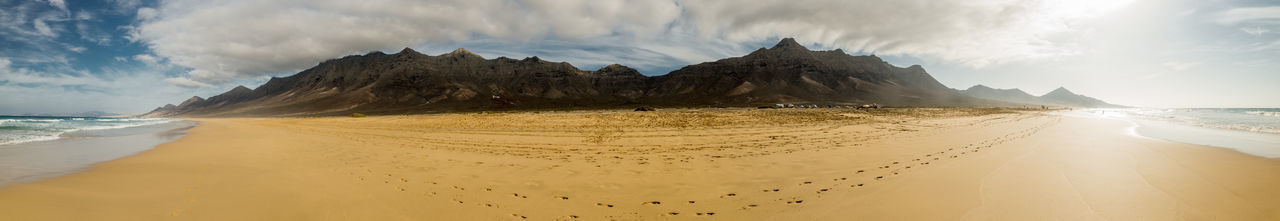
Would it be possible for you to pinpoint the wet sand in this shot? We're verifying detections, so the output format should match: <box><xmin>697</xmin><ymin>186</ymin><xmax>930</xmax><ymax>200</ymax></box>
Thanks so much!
<box><xmin>0</xmin><ymin>121</ymin><xmax>196</xmax><ymax>188</ymax></box>
<box><xmin>0</xmin><ymin>108</ymin><xmax>1276</xmax><ymax>220</ymax></box>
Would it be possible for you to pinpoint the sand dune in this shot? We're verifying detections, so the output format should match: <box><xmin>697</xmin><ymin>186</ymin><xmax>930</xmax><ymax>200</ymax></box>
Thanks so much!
<box><xmin>0</xmin><ymin>108</ymin><xmax>1276</xmax><ymax>220</ymax></box>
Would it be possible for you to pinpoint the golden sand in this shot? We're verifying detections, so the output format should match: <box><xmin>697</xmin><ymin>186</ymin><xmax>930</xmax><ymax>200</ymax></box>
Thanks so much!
<box><xmin>0</xmin><ymin>108</ymin><xmax>1276</xmax><ymax>220</ymax></box>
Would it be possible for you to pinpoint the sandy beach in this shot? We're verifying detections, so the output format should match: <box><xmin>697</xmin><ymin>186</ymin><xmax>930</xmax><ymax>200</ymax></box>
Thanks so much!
<box><xmin>0</xmin><ymin>108</ymin><xmax>1276</xmax><ymax>220</ymax></box>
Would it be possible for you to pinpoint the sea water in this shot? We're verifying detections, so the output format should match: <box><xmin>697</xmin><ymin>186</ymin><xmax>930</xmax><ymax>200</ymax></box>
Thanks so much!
<box><xmin>0</xmin><ymin>116</ymin><xmax>194</xmax><ymax>187</ymax></box>
<box><xmin>1093</xmin><ymin>108</ymin><xmax>1280</xmax><ymax>158</ymax></box>
<box><xmin>0</xmin><ymin>116</ymin><xmax>178</xmax><ymax>145</ymax></box>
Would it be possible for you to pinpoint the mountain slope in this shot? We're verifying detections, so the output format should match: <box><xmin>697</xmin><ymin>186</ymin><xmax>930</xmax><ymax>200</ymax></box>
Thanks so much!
<box><xmin>151</xmin><ymin>48</ymin><xmax>651</xmax><ymax>116</ymax></box>
<box><xmin>1039</xmin><ymin>87</ymin><xmax>1126</xmax><ymax>108</ymax></box>
<box><xmin>962</xmin><ymin>85</ymin><xmax>1125</xmax><ymax>108</ymax></box>
<box><xmin>145</xmin><ymin>38</ymin><xmax>1005</xmax><ymax>117</ymax></box>
<box><xmin>961</xmin><ymin>85</ymin><xmax>1042</xmax><ymax>105</ymax></box>
<box><xmin>643</xmin><ymin>38</ymin><xmax>977</xmax><ymax>106</ymax></box>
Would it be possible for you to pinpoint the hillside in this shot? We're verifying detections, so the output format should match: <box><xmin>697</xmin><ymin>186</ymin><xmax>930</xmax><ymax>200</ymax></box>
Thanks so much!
<box><xmin>145</xmin><ymin>38</ymin><xmax>1011</xmax><ymax>117</ymax></box>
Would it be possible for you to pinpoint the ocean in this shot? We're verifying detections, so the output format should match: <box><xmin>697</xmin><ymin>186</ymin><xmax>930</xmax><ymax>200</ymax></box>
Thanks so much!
<box><xmin>0</xmin><ymin>116</ymin><xmax>195</xmax><ymax>187</ymax></box>
<box><xmin>0</xmin><ymin>116</ymin><xmax>178</xmax><ymax>145</ymax></box>
<box><xmin>1094</xmin><ymin>108</ymin><xmax>1280</xmax><ymax>158</ymax></box>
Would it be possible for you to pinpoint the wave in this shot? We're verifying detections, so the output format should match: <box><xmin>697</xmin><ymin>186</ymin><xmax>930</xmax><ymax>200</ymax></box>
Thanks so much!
<box><xmin>65</xmin><ymin>120</ymin><xmax>177</xmax><ymax>132</ymax></box>
<box><xmin>1246</xmin><ymin>111</ymin><xmax>1280</xmax><ymax>117</ymax></box>
<box><xmin>1198</xmin><ymin>124</ymin><xmax>1280</xmax><ymax>135</ymax></box>
<box><xmin>0</xmin><ymin>134</ymin><xmax>62</xmax><ymax>146</ymax></box>
<box><xmin>64</xmin><ymin>119</ymin><xmax>178</xmax><ymax>132</ymax></box>
<box><xmin>0</xmin><ymin>119</ymin><xmax>64</xmax><ymax>126</ymax></box>
<box><xmin>95</xmin><ymin>118</ymin><xmax>166</xmax><ymax>122</ymax></box>
<box><xmin>0</xmin><ymin>118</ymin><xmax>180</xmax><ymax>146</ymax></box>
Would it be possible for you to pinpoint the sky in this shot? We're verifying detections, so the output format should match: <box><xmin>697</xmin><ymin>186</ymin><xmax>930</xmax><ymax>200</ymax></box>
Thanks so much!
<box><xmin>1</xmin><ymin>0</ymin><xmax>1278</xmax><ymax>115</ymax></box>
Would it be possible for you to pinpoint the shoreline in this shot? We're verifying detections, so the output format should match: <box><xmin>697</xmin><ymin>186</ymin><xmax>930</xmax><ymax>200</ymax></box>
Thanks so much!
<box><xmin>1</xmin><ymin>109</ymin><xmax>1276</xmax><ymax>220</ymax></box>
<box><xmin>0</xmin><ymin>120</ymin><xmax>197</xmax><ymax>188</ymax></box>
<box><xmin>1131</xmin><ymin>119</ymin><xmax>1280</xmax><ymax>158</ymax></box>
<box><xmin>1069</xmin><ymin>110</ymin><xmax>1280</xmax><ymax>158</ymax></box>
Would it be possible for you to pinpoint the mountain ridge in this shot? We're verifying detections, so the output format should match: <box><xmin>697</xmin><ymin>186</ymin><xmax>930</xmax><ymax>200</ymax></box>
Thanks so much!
<box><xmin>143</xmin><ymin>38</ymin><xmax>1119</xmax><ymax>117</ymax></box>
<box><xmin>962</xmin><ymin>85</ymin><xmax>1125</xmax><ymax>108</ymax></box>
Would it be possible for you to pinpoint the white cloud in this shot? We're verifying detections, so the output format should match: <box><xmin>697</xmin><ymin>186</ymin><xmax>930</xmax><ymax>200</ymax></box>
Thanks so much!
<box><xmin>1214</xmin><ymin>7</ymin><xmax>1280</xmax><ymax>25</ymax></box>
<box><xmin>132</xmin><ymin>54</ymin><xmax>159</xmax><ymax>65</ymax></box>
<box><xmin>163</xmin><ymin>77</ymin><xmax>213</xmax><ymax>88</ymax></box>
<box><xmin>108</xmin><ymin>0</ymin><xmax>143</xmax><ymax>14</ymax></box>
<box><xmin>1242</xmin><ymin>26</ymin><xmax>1270</xmax><ymax>36</ymax></box>
<box><xmin>75</xmin><ymin>11</ymin><xmax>92</xmax><ymax>20</ymax></box>
<box><xmin>32</xmin><ymin>18</ymin><xmax>55</xmax><ymax>37</ymax></box>
<box><xmin>0</xmin><ymin>57</ymin><xmax>214</xmax><ymax>114</ymax></box>
<box><xmin>0</xmin><ymin>58</ymin><xmax>99</xmax><ymax>86</ymax></box>
<box><xmin>133</xmin><ymin>0</ymin><xmax>1134</xmax><ymax>84</ymax></box>
<box><xmin>43</xmin><ymin>0</ymin><xmax>67</xmax><ymax>12</ymax></box>
<box><xmin>67</xmin><ymin>45</ymin><xmax>86</xmax><ymax>53</ymax></box>
<box><xmin>135</xmin><ymin>7</ymin><xmax>157</xmax><ymax>20</ymax></box>
<box><xmin>75</xmin><ymin>22</ymin><xmax>112</xmax><ymax>45</ymax></box>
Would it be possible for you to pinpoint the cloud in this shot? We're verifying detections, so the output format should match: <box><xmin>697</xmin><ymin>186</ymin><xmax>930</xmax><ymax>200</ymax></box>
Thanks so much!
<box><xmin>163</xmin><ymin>77</ymin><xmax>213</xmax><ymax>88</ymax></box>
<box><xmin>75</xmin><ymin>11</ymin><xmax>91</xmax><ymax>20</ymax></box>
<box><xmin>32</xmin><ymin>18</ymin><xmax>55</xmax><ymax>36</ymax></box>
<box><xmin>132</xmin><ymin>54</ymin><xmax>159</xmax><ymax>65</ymax></box>
<box><xmin>108</xmin><ymin>0</ymin><xmax>143</xmax><ymax>14</ymax></box>
<box><xmin>0</xmin><ymin>58</ymin><xmax>98</xmax><ymax>87</ymax></box>
<box><xmin>133</xmin><ymin>0</ymin><xmax>1133</xmax><ymax>84</ymax></box>
<box><xmin>1214</xmin><ymin>7</ymin><xmax>1280</xmax><ymax>25</ymax></box>
<box><xmin>0</xmin><ymin>56</ymin><xmax>218</xmax><ymax>114</ymax></box>
<box><xmin>1243</xmin><ymin>26</ymin><xmax>1271</xmax><ymax>36</ymax></box>
<box><xmin>135</xmin><ymin>7</ymin><xmax>157</xmax><ymax>20</ymax></box>
<box><xmin>42</xmin><ymin>0</ymin><xmax>67</xmax><ymax>12</ymax></box>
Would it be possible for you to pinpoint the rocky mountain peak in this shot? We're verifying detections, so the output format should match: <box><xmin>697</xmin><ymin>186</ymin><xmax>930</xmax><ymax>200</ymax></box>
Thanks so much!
<box><xmin>596</xmin><ymin>64</ymin><xmax>643</xmax><ymax>77</ymax></box>
<box><xmin>445</xmin><ymin>48</ymin><xmax>481</xmax><ymax>58</ymax></box>
<box><xmin>230</xmin><ymin>85</ymin><xmax>251</xmax><ymax>93</ymax></box>
<box><xmin>178</xmin><ymin>96</ymin><xmax>205</xmax><ymax>107</ymax></box>
<box><xmin>600</xmin><ymin>64</ymin><xmax>628</xmax><ymax>70</ymax></box>
<box><xmin>1046</xmin><ymin>87</ymin><xmax>1074</xmax><ymax>96</ymax></box>
<box><xmin>397</xmin><ymin>47</ymin><xmax>420</xmax><ymax>55</ymax></box>
<box><xmin>967</xmin><ymin>84</ymin><xmax>994</xmax><ymax>90</ymax></box>
<box><xmin>772</xmin><ymin>38</ymin><xmax>806</xmax><ymax>50</ymax></box>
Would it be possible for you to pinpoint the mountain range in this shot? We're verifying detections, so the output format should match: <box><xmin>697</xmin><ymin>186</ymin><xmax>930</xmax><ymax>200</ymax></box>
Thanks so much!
<box><xmin>961</xmin><ymin>85</ymin><xmax>1125</xmax><ymax>108</ymax></box>
<box><xmin>144</xmin><ymin>38</ymin><xmax>1121</xmax><ymax>117</ymax></box>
